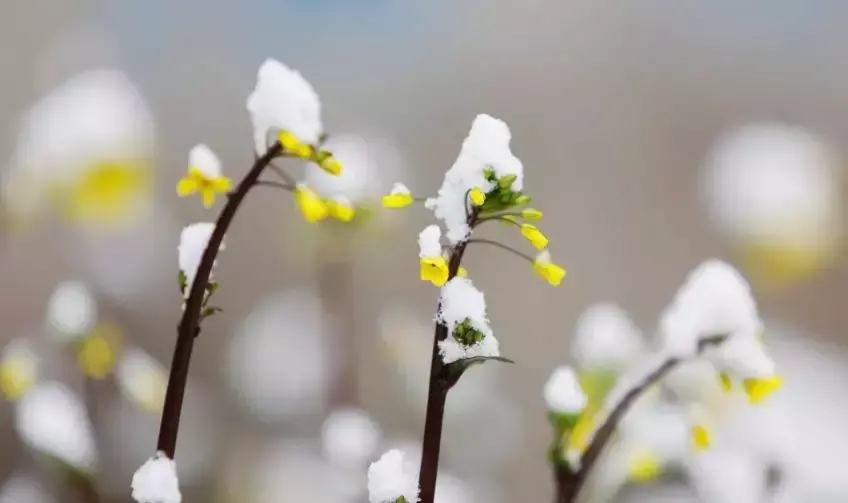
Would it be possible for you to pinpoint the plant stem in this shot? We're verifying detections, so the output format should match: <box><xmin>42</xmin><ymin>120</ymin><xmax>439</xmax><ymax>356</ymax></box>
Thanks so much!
<box><xmin>156</xmin><ymin>143</ymin><xmax>282</xmax><ymax>458</ymax></box>
<box><xmin>417</xmin><ymin>239</ymin><xmax>469</xmax><ymax>503</ymax></box>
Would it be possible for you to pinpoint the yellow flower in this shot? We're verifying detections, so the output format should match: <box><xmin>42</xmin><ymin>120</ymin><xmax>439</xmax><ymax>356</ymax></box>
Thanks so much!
<box><xmin>627</xmin><ymin>451</ymin><xmax>663</xmax><ymax>484</ymax></box>
<box><xmin>382</xmin><ymin>183</ymin><xmax>415</xmax><ymax>209</ymax></box>
<box><xmin>743</xmin><ymin>376</ymin><xmax>783</xmax><ymax>405</ymax></box>
<box><xmin>691</xmin><ymin>424</ymin><xmax>711</xmax><ymax>451</ymax></box>
<box><xmin>0</xmin><ymin>356</ymin><xmax>37</xmax><ymax>402</ymax></box>
<box><xmin>469</xmin><ymin>187</ymin><xmax>486</xmax><ymax>206</ymax></box>
<box><xmin>719</xmin><ymin>372</ymin><xmax>733</xmax><ymax>393</ymax></box>
<box><xmin>533</xmin><ymin>250</ymin><xmax>566</xmax><ymax>287</ymax></box>
<box><xmin>567</xmin><ymin>413</ymin><xmax>595</xmax><ymax>454</ymax></box>
<box><xmin>327</xmin><ymin>197</ymin><xmax>355</xmax><ymax>222</ymax></box>
<box><xmin>420</xmin><ymin>257</ymin><xmax>449</xmax><ymax>287</ymax></box>
<box><xmin>177</xmin><ymin>167</ymin><xmax>232</xmax><ymax>209</ymax></box>
<box><xmin>77</xmin><ymin>323</ymin><xmax>123</xmax><ymax>380</ymax></box>
<box><xmin>278</xmin><ymin>131</ymin><xmax>313</xmax><ymax>159</ymax></box>
<box><xmin>521</xmin><ymin>208</ymin><xmax>543</xmax><ymax>221</ymax></box>
<box><xmin>295</xmin><ymin>185</ymin><xmax>329</xmax><ymax>223</ymax></box>
<box><xmin>68</xmin><ymin>159</ymin><xmax>152</xmax><ymax>225</ymax></box>
<box><xmin>319</xmin><ymin>156</ymin><xmax>343</xmax><ymax>176</ymax></box>
<box><xmin>520</xmin><ymin>224</ymin><xmax>549</xmax><ymax>250</ymax></box>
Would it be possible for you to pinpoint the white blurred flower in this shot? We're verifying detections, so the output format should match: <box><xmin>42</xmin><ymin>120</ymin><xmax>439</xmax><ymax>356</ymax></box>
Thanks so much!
<box><xmin>227</xmin><ymin>288</ymin><xmax>331</xmax><ymax>422</ymax></box>
<box><xmin>131</xmin><ymin>452</ymin><xmax>181</xmax><ymax>503</ymax></box>
<box><xmin>701</xmin><ymin>122</ymin><xmax>843</xmax><ymax>287</ymax></box>
<box><xmin>15</xmin><ymin>382</ymin><xmax>97</xmax><ymax>471</ymax></box>
<box><xmin>177</xmin><ymin>222</ymin><xmax>221</xmax><ymax>297</ymax></box>
<box><xmin>431</xmin><ymin>114</ymin><xmax>523</xmax><ymax>244</ymax></box>
<box><xmin>116</xmin><ymin>348</ymin><xmax>167</xmax><ymax>414</ymax></box>
<box><xmin>45</xmin><ymin>280</ymin><xmax>97</xmax><ymax>340</ymax></box>
<box><xmin>246</xmin><ymin>59</ymin><xmax>322</xmax><ymax>155</ymax></box>
<box><xmin>572</xmin><ymin>303</ymin><xmax>646</xmax><ymax>373</ymax></box>
<box><xmin>305</xmin><ymin>133</ymin><xmax>405</xmax><ymax>205</ymax></box>
<box><xmin>0</xmin><ymin>472</ymin><xmax>55</xmax><ymax>503</ymax></box>
<box><xmin>251</xmin><ymin>440</ymin><xmax>350</xmax><ymax>503</ymax></box>
<box><xmin>3</xmin><ymin>68</ymin><xmax>155</xmax><ymax>227</ymax></box>
<box><xmin>321</xmin><ymin>407</ymin><xmax>382</xmax><ymax>469</ymax></box>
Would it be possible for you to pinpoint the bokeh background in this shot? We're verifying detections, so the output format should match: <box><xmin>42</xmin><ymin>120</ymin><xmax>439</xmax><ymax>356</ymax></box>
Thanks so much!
<box><xmin>2</xmin><ymin>1</ymin><xmax>848</xmax><ymax>502</ymax></box>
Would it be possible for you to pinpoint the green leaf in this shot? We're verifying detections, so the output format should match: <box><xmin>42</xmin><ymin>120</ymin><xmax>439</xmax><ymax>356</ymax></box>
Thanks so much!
<box><xmin>177</xmin><ymin>270</ymin><xmax>187</xmax><ymax>294</ymax></box>
<box><xmin>443</xmin><ymin>355</ymin><xmax>514</xmax><ymax>386</ymax></box>
<box><xmin>201</xmin><ymin>306</ymin><xmax>223</xmax><ymax>319</ymax></box>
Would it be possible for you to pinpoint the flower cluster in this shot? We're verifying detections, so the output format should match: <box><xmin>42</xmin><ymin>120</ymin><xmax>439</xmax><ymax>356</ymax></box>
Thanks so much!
<box><xmin>384</xmin><ymin>114</ymin><xmax>565</xmax><ymax>289</ymax></box>
<box><xmin>2</xmin><ymin>69</ymin><xmax>155</xmax><ymax>229</ymax></box>
<box><xmin>543</xmin><ymin>260</ymin><xmax>784</xmax><ymax>500</ymax></box>
<box><xmin>176</xmin><ymin>59</ymin><xmax>349</xmax><ymax>226</ymax></box>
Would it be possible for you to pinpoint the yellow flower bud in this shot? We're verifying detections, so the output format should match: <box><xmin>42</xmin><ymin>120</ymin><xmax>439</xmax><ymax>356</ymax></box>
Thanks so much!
<box><xmin>319</xmin><ymin>156</ymin><xmax>343</xmax><ymax>176</ymax></box>
<box><xmin>520</xmin><ymin>224</ymin><xmax>549</xmax><ymax>250</ymax></box>
<box><xmin>743</xmin><ymin>376</ymin><xmax>783</xmax><ymax>405</ymax></box>
<box><xmin>719</xmin><ymin>372</ymin><xmax>732</xmax><ymax>393</ymax></box>
<box><xmin>691</xmin><ymin>424</ymin><xmax>711</xmax><ymax>451</ymax></box>
<box><xmin>327</xmin><ymin>198</ymin><xmax>355</xmax><ymax>222</ymax></box>
<box><xmin>469</xmin><ymin>187</ymin><xmax>486</xmax><ymax>207</ymax></box>
<box><xmin>627</xmin><ymin>451</ymin><xmax>662</xmax><ymax>484</ymax></box>
<box><xmin>382</xmin><ymin>193</ymin><xmax>414</xmax><ymax>209</ymax></box>
<box><xmin>521</xmin><ymin>208</ymin><xmax>543</xmax><ymax>221</ymax></box>
<box><xmin>295</xmin><ymin>185</ymin><xmax>329</xmax><ymax>223</ymax></box>
<box><xmin>420</xmin><ymin>257</ymin><xmax>449</xmax><ymax>287</ymax></box>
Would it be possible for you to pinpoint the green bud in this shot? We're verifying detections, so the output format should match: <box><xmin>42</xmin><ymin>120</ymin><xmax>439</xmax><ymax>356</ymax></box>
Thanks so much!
<box><xmin>498</xmin><ymin>174</ymin><xmax>517</xmax><ymax>189</ymax></box>
<box><xmin>515</xmin><ymin>194</ymin><xmax>531</xmax><ymax>205</ymax></box>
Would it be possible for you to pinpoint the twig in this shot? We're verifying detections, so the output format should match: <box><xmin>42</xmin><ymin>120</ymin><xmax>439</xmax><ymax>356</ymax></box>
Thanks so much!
<box><xmin>156</xmin><ymin>142</ymin><xmax>282</xmax><ymax>458</ymax></box>
<box><xmin>417</xmin><ymin>210</ymin><xmax>479</xmax><ymax>503</ymax></box>
<box><xmin>465</xmin><ymin>238</ymin><xmax>535</xmax><ymax>263</ymax></box>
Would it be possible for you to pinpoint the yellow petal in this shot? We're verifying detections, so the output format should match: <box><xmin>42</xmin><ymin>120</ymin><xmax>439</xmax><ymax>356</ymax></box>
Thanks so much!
<box><xmin>211</xmin><ymin>176</ymin><xmax>233</xmax><ymax>194</ymax></box>
<box><xmin>520</xmin><ymin>224</ymin><xmax>549</xmax><ymax>250</ymax></box>
<box><xmin>320</xmin><ymin>156</ymin><xmax>343</xmax><ymax>176</ymax></box>
<box><xmin>743</xmin><ymin>376</ymin><xmax>783</xmax><ymax>405</ymax></box>
<box><xmin>627</xmin><ymin>451</ymin><xmax>663</xmax><ymax>484</ymax></box>
<box><xmin>327</xmin><ymin>199</ymin><xmax>355</xmax><ymax>222</ymax></box>
<box><xmin>420</xmin><ymin>257</ymin><xmax>449</xmax><ymax>287</ymax></box>
<box><xmin>469</xmin><ymin>187</ymin><xmax>486</xmax><ymax>206</ymax></box>
<box><xmin>202</xmin><ymin>188</ymin><xmax>216</xmax><ymax>209</ymax></box>
<box><xmin>691</xmin><ymin>424</ymin><xmax>711</xmax><ymax>451</ymax></box>
<box><xmin>295</xmin><ymin>186</ymin><xmax>329</xmax><ymax>223</ymax></box>
<box><xmin>382</xmin><ymin>194</ymin><xmax>414</xmax><ymax>209</ymax></box>
<box><xmin>177</xmin><ymin>177</ymin><xmax>200</xmax><ymax>197</ymax></box>
<box><xmin>534</xmin><ymin>262</ymin><xmax>566</xmax><ymax>287</ymax></box>
<box><xmin>0</xmin><ymin>358</ymin><xmax>36</xmax><ymax>402</ymax></box>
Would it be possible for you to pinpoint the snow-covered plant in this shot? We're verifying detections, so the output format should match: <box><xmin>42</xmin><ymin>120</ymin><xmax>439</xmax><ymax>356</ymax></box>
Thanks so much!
<box><xmin>368</xmin><ymin>113</ymin><xmax>566</xmax><ymax>503</ymax></box>
<box><xmin>544</xmin><ymin>259</ymin><xmax>784</xmax><ymax>502</ymax></box>
<box><xmin>128</xmin><ymin>58</ymin><xmax>348</xmax><ymax>502</ymax></box>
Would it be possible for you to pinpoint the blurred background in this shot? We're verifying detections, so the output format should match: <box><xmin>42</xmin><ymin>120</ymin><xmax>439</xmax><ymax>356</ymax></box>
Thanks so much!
<box><xmin>2</xmin><ymin>1</ymin><xmax>848</xmax><ymax>501</ymax></box>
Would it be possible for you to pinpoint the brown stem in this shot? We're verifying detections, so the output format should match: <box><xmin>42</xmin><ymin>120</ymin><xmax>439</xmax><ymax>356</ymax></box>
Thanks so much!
<box><xmin>554</xmin><ymin>464</ymin><xmax>579</xmax><ymax>503</ymax></box>
<box><xmin>417</xmin><ymin>238</ymin><xmax>469</xmax><ymax>503</ymax></box>
<box><xmin>156</xmin><ymin>143</ymin><xmax>282</xmax><ymax>457</ymax></box>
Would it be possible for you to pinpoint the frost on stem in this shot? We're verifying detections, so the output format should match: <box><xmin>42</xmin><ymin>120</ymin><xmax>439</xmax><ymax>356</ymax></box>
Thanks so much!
<box><xmin>431</xmin><ymin>114</ymin><xmax>524</xmax><ymax>244</ymax></box>
<box><xmin>367</xmin><ymin>450</ymin><xmax>418</xmax><ymax>503</ymax></box>
<box><xmin>131</xmin><ymin>452</ymin><xmax>182</xmax><ymax>503</ymax></box>
<box><xmin>246</xmin><ymin>58</ymin><xmax>323</xmax><ymax>155</ymax></box>
<box><xmin>437</xmin><ymin>277</ymin><xmax>500</xmax><ymax>364</ymax></box>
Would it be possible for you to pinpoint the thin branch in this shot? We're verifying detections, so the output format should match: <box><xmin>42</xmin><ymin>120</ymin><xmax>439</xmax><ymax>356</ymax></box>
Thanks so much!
<box><xmin>466</xmin><ymin>238</ymin><xmax>535</xmax><ymax>263</ymax></box>
<box><xmin>417</xmin><ymin>209</ymin><xmax>479</xmax><ymax>503</ymax></box>
<box><xmin>254</xmin><ymin>180</ymin><xmax>294</xmax><ymax>192</ymax></box>
<box><xmin>267</xmin><ymin>161</ymin><xmax>296</xmax><ymax>186</ymax></box>
<box><xmin>156</xmin><ymin>142</ymin><xmax>282</xmax><ymax>458</ymax></box>
<box><xmin>474</xmin><ymin>214</ymin><xmax>521</xmax><ymax>227</ymax></box>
